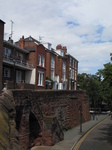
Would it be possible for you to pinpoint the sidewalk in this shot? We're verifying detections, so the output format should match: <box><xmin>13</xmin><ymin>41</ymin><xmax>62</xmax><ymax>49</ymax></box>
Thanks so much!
<box><xmin>31</xmin><ymin>114</ymin><xmax>108</xmax><ymax>150</ymax></box>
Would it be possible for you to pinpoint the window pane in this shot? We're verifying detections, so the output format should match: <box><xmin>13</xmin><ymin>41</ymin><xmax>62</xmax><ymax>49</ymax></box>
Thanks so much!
<box><xmin>42</xmin><ymin>56</ymin><xmax>44</xmax><ymax>67</ymax></box>
<box><xmin>38</xmin><ymin>55</ymin><xmax>41</xmax><ymax>66</ymax></box>
<box><xmin>3</xmin><ymin>67</ymin><xmax>11</xmax><ymax>77</ymax></box>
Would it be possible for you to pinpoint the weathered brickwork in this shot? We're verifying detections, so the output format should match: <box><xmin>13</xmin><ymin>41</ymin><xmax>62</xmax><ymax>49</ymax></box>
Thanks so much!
<box><xmin>0</xmin><ymin>20</ymin><xmax>5</xmax><ymax>92</ymax></box>
<box><xmin>0</xmin><ymin>90</ymin><xmax>90</xmax><ymax>149</ymax></box>
<box><xmin>12</xmin><ymin>90</ymin><xmax>90</xmax><ymax>149</ymax></box>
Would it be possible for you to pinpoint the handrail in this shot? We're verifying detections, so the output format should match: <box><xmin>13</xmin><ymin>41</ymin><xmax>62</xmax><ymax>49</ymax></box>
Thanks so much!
<box><xmin>3</xmin><ymin>56</ymin><xmax>34</xmax><ymax>68</ymax></box>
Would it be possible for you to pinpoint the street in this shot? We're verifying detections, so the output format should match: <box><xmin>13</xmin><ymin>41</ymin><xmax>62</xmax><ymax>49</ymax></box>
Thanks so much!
<box><xmin>77</xmin><ymin>117</ymin><xmax>112</xmax><ymax>150</ymax></box>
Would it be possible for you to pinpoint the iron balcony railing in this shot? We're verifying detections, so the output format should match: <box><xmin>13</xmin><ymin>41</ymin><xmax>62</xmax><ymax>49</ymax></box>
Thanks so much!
<box><xmin>3</xmin><ymin>56</ymin><xmax>34</xmax><ymax>69</ymax></box>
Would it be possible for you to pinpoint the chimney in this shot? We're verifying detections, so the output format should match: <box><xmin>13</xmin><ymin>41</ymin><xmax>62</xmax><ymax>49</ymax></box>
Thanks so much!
<box><xmin>56</xmin><ymin>44</ymin><xmax>62</xmax><ymax>50</ymax></box>
<box><xmin>62</xmin><ymin>46</ymin><xmax>67</xmax><ymax>56</ymax></box>
<box><xmin>19</xmin><ymin>36</ymin><xmax>25</xmax><ymax>48</ymax></box>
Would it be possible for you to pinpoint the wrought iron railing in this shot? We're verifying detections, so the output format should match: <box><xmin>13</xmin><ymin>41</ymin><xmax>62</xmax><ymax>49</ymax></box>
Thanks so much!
<box><xmin>3</xmin><ymin>56</ymin><xmax>34</xmax><ymax>69</ymax></box>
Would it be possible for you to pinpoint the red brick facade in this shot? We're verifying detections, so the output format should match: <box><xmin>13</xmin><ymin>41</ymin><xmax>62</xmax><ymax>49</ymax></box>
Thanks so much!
<box><xmin>0</xmin><ymin>20</ymin><xmax>5</xmax><ymax>92</ymax></box>
<box><xmin>12</xmin><ymin>89</ymin><xmax>90</xmax><ymax>149</ymax></box>
<box><xmin>35</xmin><ymin>44</ymin><xmax>46</xmax><ymax>89</ymax></box>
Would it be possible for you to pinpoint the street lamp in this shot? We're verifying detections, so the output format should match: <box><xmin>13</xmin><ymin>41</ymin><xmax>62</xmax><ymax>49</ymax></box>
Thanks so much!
<box><xmin>12</xmin><ymin>58</ymin><xmax>16</xmax><ymax>89</ymax></box>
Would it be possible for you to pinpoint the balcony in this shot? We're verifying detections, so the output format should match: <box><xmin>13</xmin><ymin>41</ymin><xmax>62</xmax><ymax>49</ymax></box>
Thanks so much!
<box><xmin>3</xmin><ymin>56</ymin><xmax>34</xmax><ymax>70</ymax></box>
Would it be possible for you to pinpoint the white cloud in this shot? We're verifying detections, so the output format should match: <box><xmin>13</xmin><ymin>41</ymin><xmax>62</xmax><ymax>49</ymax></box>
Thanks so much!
<box><xmin>1</xmin><ymin>0</ymin><xmax>112</xmax><ymax>75</ymax></box>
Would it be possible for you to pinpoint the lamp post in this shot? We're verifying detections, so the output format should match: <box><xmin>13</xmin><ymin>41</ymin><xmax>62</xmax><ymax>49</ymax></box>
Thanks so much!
<box><xmin>13</xmin><ymin>58</ymin><xmax>16</xmax><ymax>89</ymax></box>
<box><xmin>79</xmin><ymin>104</ymin><xmax>82</xmax><ymax>133</ymax></box>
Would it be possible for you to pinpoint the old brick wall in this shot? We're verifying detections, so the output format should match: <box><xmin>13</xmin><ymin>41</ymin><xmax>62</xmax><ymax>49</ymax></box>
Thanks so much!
<box><xmin>0</xmin><ymin>90</ymin><xmax>22</xmax><ymax>150</ymax></box>
<box><xmin>0</xmin><ymin>90</ymin><xmax>90</xmax><ymax>149</ymax></box>
<box><xmin>0</xmin><ymin>20</ymin><xmax>5</xmax><ymax>92</ymax></box>
<box><xmin>12</xmin><ymin>90</ymin><xmax>90</xmax><ymax>149</ymax></box>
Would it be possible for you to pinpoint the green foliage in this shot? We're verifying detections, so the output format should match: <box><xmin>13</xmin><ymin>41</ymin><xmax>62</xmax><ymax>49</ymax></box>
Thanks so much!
<box><xmin>78</xmin><ymin>62</ymin><xmax>112</xmax><ymax>111</ymax></box>
<box><xmin>78</xmin><ymin>73</ymin><xmax>102</xmax><ymax>109</ymax></box>
<box><xmin>97</xmin><ymin>62</ymin><xmax>112</xmax><ymax>110</ymax></box>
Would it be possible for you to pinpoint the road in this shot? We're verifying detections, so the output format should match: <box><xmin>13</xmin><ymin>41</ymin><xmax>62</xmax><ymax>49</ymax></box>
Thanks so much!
<box><xmin>75</xmin><ymin>117</ymin><xmax>112</xmax><ymax>150</ymax></box>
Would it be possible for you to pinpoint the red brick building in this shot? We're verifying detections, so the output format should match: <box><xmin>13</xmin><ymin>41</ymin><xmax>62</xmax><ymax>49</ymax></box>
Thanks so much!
<box><xmin>2</xmin><ymin>38</ymin><xmax>34</xmax><ymax>89</ymax></box>
<box><xmin>16</xmin><ymin>36</ymin><xmax>46</xmax><ymax>89</ymax></box>
<box><xmin>44</xmin><ymin>43</ymin><xmax>78</xmax><ymax>90</ymax></box>
<box><xmin>0</xmin><ymin>20</ymin><xmax>5</xmax><ymax>92</ymax></box>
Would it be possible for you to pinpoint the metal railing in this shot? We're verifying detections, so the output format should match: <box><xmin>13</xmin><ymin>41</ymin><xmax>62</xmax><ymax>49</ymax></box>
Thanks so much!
<box><xmin>3</xmin><ymin>56</ymin><xmax>34</xmax><ymax>69</ymax></box>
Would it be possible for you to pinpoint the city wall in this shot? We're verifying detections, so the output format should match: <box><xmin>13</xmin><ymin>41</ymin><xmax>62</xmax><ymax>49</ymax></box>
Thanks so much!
<box><xmin>0</xmin><ymin>90</ymin><xmax>90</xmax><ymax>149</ymax></box>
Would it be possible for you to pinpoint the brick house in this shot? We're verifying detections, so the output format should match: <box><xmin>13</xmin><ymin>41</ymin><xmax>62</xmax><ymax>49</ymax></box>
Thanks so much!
<box><xmin>16</xmin><ymin>36</ymin><xmax>46</xmax><ymax>89</ymax></box>
<box><xmin>43</xmin><ymin>43</ymin><xmax>78</xmax><ymax>90</ymax></box>
<box><xmin>2</xmin><ymin>38</ymin><xmax>34</xmax><ymax>89</ymax></box>
<box><xmin>0</xmin><ymin>20</ymin><xmax>5</xmax><ymax>92</ymax></box>
<box><xmin>16</xmin><ymin>36</ymin><xmax>78</xmax><ymax>90</ymax></box>
<box><xmin>55</xmin><ymin>44</ymin><xmax>78</xmax><ymax>90</ymax></box>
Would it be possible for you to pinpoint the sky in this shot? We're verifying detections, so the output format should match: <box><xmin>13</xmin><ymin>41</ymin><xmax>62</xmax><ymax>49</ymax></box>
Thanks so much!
<box><xmin>1</xmin><ymin>0</ymin><xmax>112</xmax><ymax>74</ymax></box>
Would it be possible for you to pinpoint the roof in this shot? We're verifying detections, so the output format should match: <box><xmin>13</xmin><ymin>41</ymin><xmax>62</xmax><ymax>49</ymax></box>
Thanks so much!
<box><xmin>0</xmin><ymin>19</ymin><xmax>5</xmax><ymax>24</ymax></box>
<box><xmin>65</xmin><ymin>53</ymin><xmax>79</xmax><ymax>62</ymax></box>
<box><xmin>4</xmin><ymin>40</ymin><xmax>29</xmax><ymax>54</ymax></box>
<box><xmin>24</xmin><ymin>36</ymin><xmax>40</xmax><ymax>44</ymax></box>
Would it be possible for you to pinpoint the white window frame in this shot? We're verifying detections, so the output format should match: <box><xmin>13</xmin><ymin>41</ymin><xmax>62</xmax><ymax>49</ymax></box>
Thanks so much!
<box><xmin>75</xmin><ymin>61</ymin><xmax>77</xmax><ymax>69</ymax></box>
<box><xmin>42</xmin><ymin>56</ymin><xmax>45</xmax><ymax>67</ymax></box>
<box><xmin>38</xmin><ymin>55</ymin><xmax>41</xmax><ymax>66</ymax></box>
<box><xmin>4</xmin><ymin>48</ymin><xmax>11</xmax><ymax>57</ymax></box>
<box><xmin>3</xmin><ymin>67</ymin><xmax>11</xmax><ymax>77</ymax></box>
<box><xmin>69</xmin><ymin>58</ymin><xmax>72</xmax><ymax>66</ymax></box>
<box><xmin>62</xmin><ymin>62</ymin><xmax>66</xmax><ymax>81</ymax></box>
<box><xmin>72</xmin><ymin>69</ymin><xmax>74</xmax><ymax>79</ymax></box>
<box><xmin>38</xmin><ymin>71</ymin><xmax>44</xmax><ymax>86</ymax></box>
<box><xmin>51</xmin><ymin>57</ymin><xmax>55</xmax><ymax>80</ymax></box>
<box><xmin>73</xmin><ymin>60</ymin><xmax>74</xmax><ymax>68</ymax></box>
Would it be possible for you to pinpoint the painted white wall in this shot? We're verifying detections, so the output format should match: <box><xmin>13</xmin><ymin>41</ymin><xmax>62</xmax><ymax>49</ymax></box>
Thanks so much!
<box><xmin>25</xmin><ymin>69</ymin><xmax>35</xmax><ymax>84</ymax></box>
<box><xmin>58</xmin><ymin>83</ymin><xmax>63</xmax><ymax>90</ymax></box>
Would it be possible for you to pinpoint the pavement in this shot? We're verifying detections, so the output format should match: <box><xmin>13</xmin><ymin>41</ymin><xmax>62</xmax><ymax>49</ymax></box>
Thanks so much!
<box><xmin>31</xmin><ymin>114</ymin><xmax>109</xmax><ymax>150</ymax></box>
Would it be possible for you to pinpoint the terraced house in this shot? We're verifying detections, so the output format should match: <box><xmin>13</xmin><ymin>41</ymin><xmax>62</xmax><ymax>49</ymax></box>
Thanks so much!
<box><xmin>0</xmin><ymin>19</ymin><xmax>78</xmax><ymax>90</ymax></box>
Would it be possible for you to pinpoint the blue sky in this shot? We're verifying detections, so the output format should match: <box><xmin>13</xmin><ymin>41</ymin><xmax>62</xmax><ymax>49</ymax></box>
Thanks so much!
<box><xmin>1</xmin><ymin>0</ymin><xmax>112</xmax><ymax>74</ymax></box>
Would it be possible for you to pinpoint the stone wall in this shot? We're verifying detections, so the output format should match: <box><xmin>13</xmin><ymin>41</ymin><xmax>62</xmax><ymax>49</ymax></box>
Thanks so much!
<box><xmin>0</xmin><ymin>90</ymin><xmax>90</xmax><ymax>149</ymax></box>
<box><xmin>12</xmin><ymin>90</ymin><xmax>90</xmax><ymax>149</ymax></box>
<box><xmin>0</xmin><ymin>90</ymin><xmax>22</xmax><ymax>150</ymax></box>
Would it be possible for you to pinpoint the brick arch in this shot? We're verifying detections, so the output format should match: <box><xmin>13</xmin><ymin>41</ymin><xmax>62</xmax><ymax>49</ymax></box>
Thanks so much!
<box><xmin>15</xmin><ymin>97</ymin><xmax>43</xmax><ymax>149</ymax></box>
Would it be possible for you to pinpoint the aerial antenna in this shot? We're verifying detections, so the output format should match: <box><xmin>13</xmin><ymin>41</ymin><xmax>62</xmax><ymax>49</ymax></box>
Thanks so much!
<box><xmin>10</xmin><ymin>20</ymin><xmax>14</xmax><ymax>39</ymax></box>
<box><xmin>39</xmin><ymin>36</ymin><xmax>44</xmax><ymax>43</ymax></box>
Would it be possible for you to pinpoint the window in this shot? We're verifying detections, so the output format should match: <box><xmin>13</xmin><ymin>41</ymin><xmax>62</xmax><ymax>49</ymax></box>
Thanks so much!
<box><xmin>51</xmin><ymin>57</ymin><xmax>55</xmax><ymax>80</ymax></box>
<box><xmin>3</xmin><ymin>67</ymin><xmax>11</xmax><ymax>77</ymax></box>
<box><xmin>4</xmin><ymin>48</ymin><xmax>11</xmax><ymax>57</ymax></box>
<box><xmin>16</xmin><ymin>70</ymin><xmax>22</xmax><ymax>82</ymax></box>
<box><xmin>38</xmin><ymin>71</ymin><xmax>44</xmax><ymax>86</ymax></box>
<box><xmin>75</xmin><ymin>70</ymin><xmax>77</xmax><ymax>80</ymax></box>
<box><xmin>72</xmin><ymin>69</ymin><xmax>74</xmax><ymax>79</ymax></box>
<box><xmin>42</xmin><ymin>56</ymin><xmax>45</xmax><ymax>67</ymax></box>
<box><xmin>62</xmin><ymin>62</ymin><xmax>66</xmax><ymax>81</ymax></box>
<box><xmin>75</xmin><ymin>61</ymin><xmax>77</xmax><ymax>69</ymax></box>
<box><xmin>73</xmin><ymin>60</ymin><xmax>74</xmax><ymax>68</ymax></box>
<box><xmin>38</xmin><ymin>55</ymin><xmax>41</xmax><ymax>66</ymax></box>
<box><xmin>69</xmin><ymin>58</ymin><xmax>72</xmax><ymax>66</ymax></box>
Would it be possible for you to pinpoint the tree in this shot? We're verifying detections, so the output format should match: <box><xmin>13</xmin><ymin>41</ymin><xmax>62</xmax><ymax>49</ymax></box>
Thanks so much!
<box><xmin>78</xmin><ymin>73</ymin><xmax>102</xmax><ymax>109</ymax></box>
<box><xmin>97</xmin><ymin>62</ymin><xmax>112</xmax><ymax>110</ymax></box>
